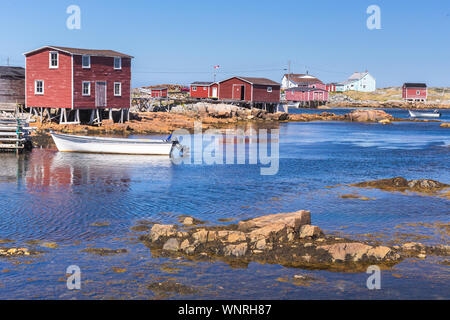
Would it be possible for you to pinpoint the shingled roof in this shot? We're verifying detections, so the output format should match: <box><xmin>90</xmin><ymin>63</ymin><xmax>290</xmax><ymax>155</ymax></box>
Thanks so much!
<box><xmin>235</xmin><ymin>77</ymin><xmax>280</xmax><ymax>86</ymax></box>
<box><xmin>284</xmin><ymin>74</ymin><xmax>322</xmax><ymax>84</ymax></box>
<box><xmin>24</xmin><ymin>46</ymin><xmax>133</xmax><ymax>58</ymax></box>
<box><xmin>0</xmin><ymin>66</ymin><xmax>25</xmax><ymax>80</ymax></box>
<box><xmin>403</xmin><ymin>83</ymin><xmax>427</xmax><ymax>88</ymax></box>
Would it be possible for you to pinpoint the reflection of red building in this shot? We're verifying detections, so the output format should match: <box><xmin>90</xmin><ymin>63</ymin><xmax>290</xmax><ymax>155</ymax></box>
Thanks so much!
<box><xmin>25</xmin><ymin>150</ymin><xmax>132</xmax><ymax>190</ymax></box>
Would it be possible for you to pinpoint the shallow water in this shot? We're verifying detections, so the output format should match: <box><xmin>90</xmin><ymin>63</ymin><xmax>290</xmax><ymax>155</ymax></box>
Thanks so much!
<box><xmin>0</xmin><ymin>109</ymin><xmax>449</xmax><ymax>299</ymax></box>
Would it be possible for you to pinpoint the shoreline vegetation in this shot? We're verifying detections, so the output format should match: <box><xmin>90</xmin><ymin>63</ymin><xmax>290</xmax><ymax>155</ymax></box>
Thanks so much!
<box><xmin>30</xmin><ymin>103</ymin><xmax>448</xmax><ymax>139</ymax></box>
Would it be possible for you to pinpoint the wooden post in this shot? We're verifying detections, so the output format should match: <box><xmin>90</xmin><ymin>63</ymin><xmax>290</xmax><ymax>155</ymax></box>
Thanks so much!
<box><xmin>109</xmin><ymin>108</ymin><xmax>113</xmax><ymax>120</ymax></box>
<box><xmin>120</xmin><ymin>109</ymin><xmax>124</xmax><ymax>123</ymax></box>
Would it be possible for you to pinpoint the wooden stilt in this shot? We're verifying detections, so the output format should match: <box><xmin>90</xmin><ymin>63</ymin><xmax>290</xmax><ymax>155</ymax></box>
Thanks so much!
<box><xmin>109</xmin><ymin>108</ymin><xmax>113</xmax><ymax>121</ymax></box>
<box><xmin>120</xmin><ymin>109</ymin><xmax>124</xmax><ymax>124</ymax></box>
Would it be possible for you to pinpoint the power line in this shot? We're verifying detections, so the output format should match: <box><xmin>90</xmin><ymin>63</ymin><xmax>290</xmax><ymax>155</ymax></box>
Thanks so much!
<box><xmin>134</xmin><ymin>68</ymin><xmax>287</xmax><ymax>74</ymax></box>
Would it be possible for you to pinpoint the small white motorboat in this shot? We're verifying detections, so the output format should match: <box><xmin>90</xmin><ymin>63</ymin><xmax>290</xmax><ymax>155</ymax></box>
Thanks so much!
<box><xmin>50</xmin><ymin>131</ymin><xmax>180</xmax><ymax>156</ymax></box>
<box><xmin>408</xmin><ymin>109</ymin><xmax>441</xmax><ymax>118</ymax></box>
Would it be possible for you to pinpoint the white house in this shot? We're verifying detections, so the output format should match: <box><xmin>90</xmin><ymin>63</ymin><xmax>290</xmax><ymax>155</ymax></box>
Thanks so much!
<box><xmin>281</xmin><ymin>73</ymin><xmax>322</xmax><ymax>90</ymax></box>
<box><xmin>341</xmin><ymin>71</ymin><xmax>376</xmax><ymax>92</ymax></box>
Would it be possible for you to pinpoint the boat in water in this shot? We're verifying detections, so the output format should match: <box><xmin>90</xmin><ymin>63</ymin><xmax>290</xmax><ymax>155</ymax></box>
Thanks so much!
<box><xmin>50</xmin><ymin>131</ymin><xmax>181</xmax><ymax>156</ymax></box>
<box><xmin>408</xmin><ymin>109</ymin><xmax>441</xmax><ymax>118</ymax></box>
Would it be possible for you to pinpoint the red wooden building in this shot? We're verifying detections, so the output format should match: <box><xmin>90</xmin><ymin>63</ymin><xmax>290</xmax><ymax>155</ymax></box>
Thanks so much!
<box><xmin>24</xmin><ymin>46</ymin><xmax>133</xmax><ymax>123</ymax></box>
<box><xmin>190</xmin><ymin>81</ymin><xmax>219</xmax><ymax>99</ymax></box>
<box><xmin>402</xmin><ymin>83</ymin><xmax>427</xmax><ymax>102</ymax></box>
<box><xmin>217</xmin><ymin>77</ymin><xmax>280</xmax><ymax>103</ymax></box>
<box><xmin>150</xmin><ymin>87</ymin><xmax>168</xmax><ymax>98</ymax></box>
<box><xmin>285</xmin><ymin>87</ymin><xmax>329</xmax><ymax>107</ymax></box>
<box><xmin>326</xmin><ymin>83</ymin><xmax>337</xmax><ymax>92</ymax></box>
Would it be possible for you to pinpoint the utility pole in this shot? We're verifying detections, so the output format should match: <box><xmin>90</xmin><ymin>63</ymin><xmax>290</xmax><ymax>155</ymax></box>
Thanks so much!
<box><xmin>287</xmin><ymin>60</ymin><xmax>291</xmax><ymax>88</ymax></box>
<box><xmin>7</xmin><ymin>57</ymin><xmax>10</xmax><ymax>66</ymax></box>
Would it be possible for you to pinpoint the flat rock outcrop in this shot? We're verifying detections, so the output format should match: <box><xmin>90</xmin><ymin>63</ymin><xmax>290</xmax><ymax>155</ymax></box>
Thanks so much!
<box><xmin>140</xmin><ymin>210</ymin><xmax>407</xmax><ymax>272</ymax></box>
<box><xmin>345</xmin><ymin>109</ymin><xmax>393</xmax><ymax>122</ymax></box>
<box><xmin>351</xmin><ymin>177</ymin><xmax>449</xmax><ymax>193</ymax></box>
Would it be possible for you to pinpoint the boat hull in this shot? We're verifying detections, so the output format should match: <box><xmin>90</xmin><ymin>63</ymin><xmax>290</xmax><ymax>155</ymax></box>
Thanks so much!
<box><xmin>51</xmin><ymin>132</ymin><xmax>174</xmax><ymax>155</ymax></box>
<box><xmin>408</xmin><ymin>110</ymin><xmax>441</xmax><ymax>118</ymax></box>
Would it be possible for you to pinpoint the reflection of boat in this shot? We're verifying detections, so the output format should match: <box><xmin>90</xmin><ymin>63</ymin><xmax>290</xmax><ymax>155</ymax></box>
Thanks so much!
<box><xmin>50</xmin><ymin>132</ymin><xmax>179</xmax><ymax>155</ymax></box>
<box><xmin>408</xmin><ymin>110</ymin><xmax>441</xmax><ymax>118</ymax></box>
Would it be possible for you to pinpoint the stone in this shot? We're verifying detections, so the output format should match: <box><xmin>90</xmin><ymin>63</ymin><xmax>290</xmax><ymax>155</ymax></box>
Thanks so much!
<box><xmin>149</xmin><ymin>224</ymin><xmax>176</xmax><ymax>242</ymax></box>
<box><xmin>238</xmin><ymin>210</ymin><xmax>311</xmax><ymax>233</ymax></box>
<box><xmin>248</xmin><ymin>223</ymin><xmax>286</xmax><ymax>242</ymax></box>
<box><xmin>402</xmin><ymin>242</ymin><xmax>424</xmax><ymax>250</ymax></box>
<box><xmin>255</xmin><ymin>238</ymin><xmax>267</xmax><ymax>250</ymax></box>
<box><xmin>226</xmin><ymin>231</ymin><xmax>246</xmax><ymax>243</ymax></box>
<box><xmin>346</xmin><ymin>110</ymin><xmax>393</xmax><ymax>122</ymax></box>
<box><xmin>299</xmin><ymin>225</ymin><xmax>324</xmax><ymax>239</ymax></box>
<box><xmin>180</xmin><ymin>239</ymin><xmax>190</xmax><ymax>251</ymax></box>
<box><xmin>318</xmin><ymin>242</ymin><xmax>392</xmax><ymax>262</ymax></box>
<box><xmin>224</xmin><ymin>243</ymin><xmax>248</xmax><ymax>257</ymax></box>
<box><xmin>417</xmin><ymin>254</ymin><xmax>427</xmax><ymax>259</ymax></box>
<box><xmin>182</xmin><ymin>217</ymin><xmax>194</xmax><ymax>225</ymax></box>
<box><xmin>163</xmin><ymin>238</ymin><xmax>180</xmax><ymax>251</ymax></box>
<box><xmin>192</xmin><ymin>229</ymin><xmax>209</xmax><ymax>243</ymax></box>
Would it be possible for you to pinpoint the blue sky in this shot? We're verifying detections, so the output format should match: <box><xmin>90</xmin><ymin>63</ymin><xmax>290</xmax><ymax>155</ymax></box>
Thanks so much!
<box><xmin>1</xmin><ymin>0</ymin><xmax>449</xmax><ymax>87</ymax></box>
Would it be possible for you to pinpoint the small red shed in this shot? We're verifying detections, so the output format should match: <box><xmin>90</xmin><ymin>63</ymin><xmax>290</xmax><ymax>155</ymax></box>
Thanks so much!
<box><xmin>151</xmin><ymin>87</ymin><xmax>168</xmax><ymax>98</ymax></box>
<box><xmin>402</xmin><ymin>83</ymin><xmax>427</xmax><ymax>102</ymax></box>
<box><xmin>285</xmin><ymin>87</ymin><xmax>328</xmax><ymax>106</ymax></box>
<box><xmin>190</xmin><ymin>81</ymin><xmax>219</xmax><ymax>99</ymax></box>
<box><xmin>326</xmin><ymin>83</ymin><xmax>337</xmax><ymax>92</ymax></box>
<box><xmin>24</xmin><ymin>45</ymin><xmax>133</xmax><ymax>122</ymax></box>
<box><xmin>217</xmin><ymin>77</ymin><xmax>280</xmax><ymax>103</ymax></box>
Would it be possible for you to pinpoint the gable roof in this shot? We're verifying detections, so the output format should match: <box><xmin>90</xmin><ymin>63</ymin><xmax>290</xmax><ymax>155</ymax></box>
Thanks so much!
<box><xmin>219</xmin><ymin>76</ymin><xmax>279</xmax><ymax>86</ymax></box>
<box><xmin>283</xmin><ymin>73</ymin><xmax>322</xmax><ymax>84</ymax></box>
<box><xmin>191</xmin><ymin>81</ymin><xmax>215</xmax><ymax>86</ymax></box>
<box><xmin>24</xmin><ymin>46</ymin><xmax>133</xmax><ymax>58</ymax></box>
<box><xmin>0</xmin><ymin>66</ymin><xmax>25</xmax><ymax>80</ymax></box>
<box><xmin>403</xmin><ymin>83</ymin><xmax>427</xmax><ymax>88</ymax></box>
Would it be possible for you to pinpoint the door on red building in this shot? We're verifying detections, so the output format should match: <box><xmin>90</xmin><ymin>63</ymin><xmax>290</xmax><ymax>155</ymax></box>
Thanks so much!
<box><xmin>233</xmin><ymin>85</ymin><xmax>245</xmax><ymax>100</ymax></box>
<box><xmin>95</xmin><ymin>82</ymin><xmax>107</xmax><ymax>107</ymax></box>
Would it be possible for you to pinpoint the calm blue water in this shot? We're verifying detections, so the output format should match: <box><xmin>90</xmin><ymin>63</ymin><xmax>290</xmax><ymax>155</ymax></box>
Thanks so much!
<box><xmin>0</xmin><ymin>108</ymin><xmax>449</xmax><ymax>299</ymax></box>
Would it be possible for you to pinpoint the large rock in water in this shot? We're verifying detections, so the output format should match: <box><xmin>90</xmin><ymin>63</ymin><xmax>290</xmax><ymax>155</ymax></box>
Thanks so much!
<box><xmin>238</xmin><ymin>210</ymin><xmax>311</xmax><ymax>233</ymax></box>
<box><xmin>346</xmin><ymin>109</ymin><xmax>393</xmax><ymax>122</ymax></box>
<box><xmin>351</xmin><ymin>177</ymin><xmax>449</xmax><ymax>192</ymax></box>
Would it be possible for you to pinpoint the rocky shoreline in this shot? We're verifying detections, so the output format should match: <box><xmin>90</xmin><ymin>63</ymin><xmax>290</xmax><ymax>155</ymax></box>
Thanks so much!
<box><xmin>139</xmin><ymin>210</ymin><xmax>449</xmax><ymax>272</ymax></box>
<box><xmin>29</xmin><ymin>103</ymin><xmax>443</xmax><ymax>140</ymax></box>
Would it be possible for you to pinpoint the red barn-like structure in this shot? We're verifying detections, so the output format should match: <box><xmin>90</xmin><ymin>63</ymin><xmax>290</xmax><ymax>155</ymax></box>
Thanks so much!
<box><xmin>24</xmin><ymin>46</ymin><xmax>133</xmax><ymax>123</ymax></box>
<box><xmin>190</xmin><ymin>81</ymin><xmax>219</xmax><ymax>99</ymax></box>
<box><xmin>217</xmin><ymin>77</ymin><xmax>280</xmax><ymax>103</ymax></box>
<box><xmin>150</xmin><ymin>87</ymin><xmax>168</xmax><ymax>98</ymax></box>
<box><xmin>285</xmin><ymin>87</ymin><xmax>328</xmax><ymax>107</ymax></box>
<box><xmin>402</xmin><ymin>83</ymin><xmax>427</xmax><ymax>102</ymax></box>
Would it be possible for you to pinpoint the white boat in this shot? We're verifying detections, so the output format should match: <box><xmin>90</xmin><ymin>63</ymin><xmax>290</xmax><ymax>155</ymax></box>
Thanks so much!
<box><xmin>50</xmin><ymin>131</ymin><xmax>179</xmax><ymax>155</ymax></box>
<box><xmin>408</xmin><ymin>110</ymin><xmax>441</xmax><ymax>118</ymax></box>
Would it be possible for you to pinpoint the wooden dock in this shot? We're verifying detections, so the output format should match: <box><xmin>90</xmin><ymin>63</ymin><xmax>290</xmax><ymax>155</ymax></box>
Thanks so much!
<box><xmin>0</xmin><ymin>118</ymin><xmax>33</xmax><ymax>152</ymax></box>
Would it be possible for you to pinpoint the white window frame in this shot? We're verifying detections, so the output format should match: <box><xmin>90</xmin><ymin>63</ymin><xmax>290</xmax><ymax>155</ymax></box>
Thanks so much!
<box><xmin>114</xmin><ymin>82</ymin><xmax>122</xmax><ymax>96</ymax></box>
<box><xmin>49</xmin><ymin>51</ymin><xmax>59</xmax><ymax>69</ymax></box>
<box><xmin>203</xmin><ymin>86</ymin><xmax>207</xmax><ymax>91</ymax></box>
<box><xmin>267</xmin><ymin>86</ymin><xmax>273</xmax><ymax>93</ymax></box>
<box><xmin>114</xmin><ymin>57</ymin><xmax>122</xmax><ymax>70</ymax></box>
<box><xmin>35</xmin><ymin>80</ymin><xmax>44</xmax><ymax>95</ymax></box>
<box><xmin>82</xmin><ymin>81</ymin><xmax>91</xmax><ymax>96</ymax></box>
<box><xmin>82</xmin><ymin>55</ymin><xmax>91</xmax><ymax>69</ymax></box>
<box><xmin>192</xmin><ymin>86</ymin><xmax>197</xmax><ymax>91</ymax></box>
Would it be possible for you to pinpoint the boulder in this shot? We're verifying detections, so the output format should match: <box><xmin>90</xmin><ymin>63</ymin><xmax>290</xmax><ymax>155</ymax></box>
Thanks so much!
<box><xmin>226</xmin><ymin>231</ymin><xmax>247</xmax><ymax>243</ymax></box>
<box><xmin>224</xmin><ymin>243</ymin><xmax>248</xmax><ymax>257</ymax></box>
<box><xmin>163</xmin><ymin>238</ymin><xmax>180</xmax><ymax>251</ymax></box>
<box><xmin>248</xmin><ymin>223</ymin><xmax>286</xmax><ymax>242</ymax></box>
<box><xmin>346</xmin><ymin>110</ymin><xmax>393</xmax><ymax>122</ymax></box>
<box><xmin>238</xmin><ymin>210</ymin><xmax>311</xmax><ymax>233</ymax></box>
<box><xmin>299</xmin><ymin>225</ymin><xmax>324</xmax><ymax>239</ymax></box>
<box><xmin>192</xmin><ymin>229</ymin><xmax>209</xmax><ymax>243</ymax></box>
<box><xmin>149</xmin><ymin>224</ymin><xmax>176</xmax><ymax>241</ymax></box>
<box><xmin>318</xmin><ymin>242</ymin><xmax>391</xmax><ymax>262</ymax></box>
